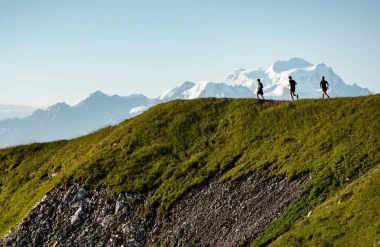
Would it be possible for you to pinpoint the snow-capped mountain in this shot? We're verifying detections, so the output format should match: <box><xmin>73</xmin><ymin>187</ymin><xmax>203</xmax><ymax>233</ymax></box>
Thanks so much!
<box><xmin>0</xmin><ymin>58</ymin><xmax>372</xmax><ymax>147</ymax></box>
<box><xmin>224</xmin><ymin>68</ymin><xmax>269</xmax><ymax>89</ymax></box>
<box><xmin>224</xmin><ymin>58</ymin><xmax>371</xmax><ymax>99</ymax></box>
<box><xmin>159</xmin><ymin>81</ymin><xmax>196</xmax><ymax>102</ymax></box>
<box><xmin>182</xmin><ymin>81</ymin><xmax>253</xmax><ymax>99</ymax></box>
<box><xmin>159</xmin><ymin>81</ymin><xmax>253</xmax><ymax>100</ymax></box>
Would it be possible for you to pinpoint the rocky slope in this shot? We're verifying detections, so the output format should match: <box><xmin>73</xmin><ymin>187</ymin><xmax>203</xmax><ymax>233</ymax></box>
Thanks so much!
<box><xmin>0</xmin><ymin>172</ymin><xmax>308</xmax><ymax>247</ymax></box>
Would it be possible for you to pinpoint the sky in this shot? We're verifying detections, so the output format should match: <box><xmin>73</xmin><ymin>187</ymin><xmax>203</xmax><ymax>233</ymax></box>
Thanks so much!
<box><xmin>1</xmin><ymin>0</ymin><xmax>379</xmax><ymax>107</ymax></box>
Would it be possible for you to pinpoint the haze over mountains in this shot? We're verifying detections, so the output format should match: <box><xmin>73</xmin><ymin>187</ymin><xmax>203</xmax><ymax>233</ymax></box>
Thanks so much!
<box><xmin>0</xmin><ymin>91</ymin><xmax>156</xmax><ymax>147</ymax></box>
<box><xmin>0</xmin><ymin>58</ymin><xmax>372</xmax><ymax>147</ymax></box>
<box><xmin>0</xmin><ymin>104</ymin><xmax>36</xmax><ymax>121</ymax></box>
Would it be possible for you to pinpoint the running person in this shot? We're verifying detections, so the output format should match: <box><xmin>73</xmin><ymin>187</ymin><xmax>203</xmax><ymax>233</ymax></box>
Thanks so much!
<box><xmin>288</xmin><ymin>76</ymin><xmax>299</xmax><ymax>100</ymax></box>
<box><xmin>320</xmin><ymin>76</ymin><xmax>330</xmax><ymax>99</ymax></box>
<box><xmin>256</xmin><ymin>79</ymin><xmax>264</xmax><ymax>99</ymax></box>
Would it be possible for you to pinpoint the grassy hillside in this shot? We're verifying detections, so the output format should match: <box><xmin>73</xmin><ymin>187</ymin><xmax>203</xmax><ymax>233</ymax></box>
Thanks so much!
<box><xmin>270</xmin><ymin>163</ymin><xmax>380</xmax><ymax>247</ymax></box>
<box><xmin>0</xmin><ymin>95</ymin><xmax>379</xmax><ymax>245</ymax></box>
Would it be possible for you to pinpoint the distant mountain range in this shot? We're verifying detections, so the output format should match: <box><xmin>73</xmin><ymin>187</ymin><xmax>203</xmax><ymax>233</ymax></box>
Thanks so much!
<box><xmin>0</xmin><ymin>92</ymin><xmax>156</xmax><ymax>147</ymax></box>
<box><xmin>0</xmin><ymin>104</ymin><xmax>36</xmax><ymax>121</ymax></box>
<box><xmin>0</xmin><ymin>58</ymin><xmax>372</xmax><ymax>147</ymax></box>
<box><xmin>224</xmin><ymin>58</ymin><xmax>371</xmax><ymax>98</ymax></box>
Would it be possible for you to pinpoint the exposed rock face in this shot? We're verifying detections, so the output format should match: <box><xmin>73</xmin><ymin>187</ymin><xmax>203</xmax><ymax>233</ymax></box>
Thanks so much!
<box><xmin>0</xmin><ymin>172</ymin><xmax>308</xmax><ymax>247</ymax></box>
<box><xmin>152</xmin><ymin>173</ymin><xmax>307</xmax><ymax>247</ymax></box>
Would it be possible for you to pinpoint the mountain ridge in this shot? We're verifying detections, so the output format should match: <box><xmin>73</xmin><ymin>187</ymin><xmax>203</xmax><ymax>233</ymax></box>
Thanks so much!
<box><xmin>0</xmin><ymin>58</ymin><xmax>372</xmax><ymax>147</ymax></box>
<box><xmin>225</xmin><ymin>58</ymin><xmax>371</xmax><ymax>99</ymax></box>
<box><xmin>0</xmin><ymin>95</ymin><xmax>379</xmax><ymax>246</ymax></box>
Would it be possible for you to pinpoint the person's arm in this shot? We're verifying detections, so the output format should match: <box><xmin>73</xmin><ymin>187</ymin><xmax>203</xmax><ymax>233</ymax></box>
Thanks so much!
<box><xmin>320</xmin><ymin>81</ymin><xmax>322</xmax><ymax>88</ymax></box>
<box><xmin>327</xmin><ymin>81</ymin><xmax>329</xmax><ymax>88</ymax></box>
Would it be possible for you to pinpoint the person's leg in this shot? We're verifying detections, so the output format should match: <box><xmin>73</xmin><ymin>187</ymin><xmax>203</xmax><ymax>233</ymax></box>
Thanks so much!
<box><xmin>292</xmin><ymin>89</ymin><xmax>298</xmax><ymax>99</ymax></box>
<box><xmin>290</xmin><ymin>91</ymin><xmax>294</xmax><ymax>100</ymax></box>
<box><xmin>256</xmin><ymin>93</ymin><xmax>259</xmax><ymax>99</ymax></box>
<box><xmin>322</xmin><ymin>91</ymin><xmax>329</xmax><ymax>99</ymax></box>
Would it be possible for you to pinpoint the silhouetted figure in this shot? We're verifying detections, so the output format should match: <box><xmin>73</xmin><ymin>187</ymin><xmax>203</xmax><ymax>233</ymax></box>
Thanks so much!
<box><xmin>288</xmin><ymin>76</ymin><xmax>299</xmax><ymax>100</ymax></box>
<box><xmin>320</xmin><ymin>76</ymin><xmax>330</xmax><ymax>99</ymax></box>
<box><xmin>256</xmin><ymin>79</ymin><xmax>264</xmax><ymax>99</ymax></box>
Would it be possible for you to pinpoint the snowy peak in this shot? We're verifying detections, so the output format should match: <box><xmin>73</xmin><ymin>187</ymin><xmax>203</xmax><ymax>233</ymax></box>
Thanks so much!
<box><xmin>223</xmin><ymin>58</ymin><xmax>371</xmax><ymax>99</ymax></box>
<box><xmin>270</xmin><ymin>58</ymin><xmax>314</xmax><ymax>73</ymax></box>
<box><xmin>224</xmin><ymin>68</ymin><xmax>269</xmax><ymax>89</ymax></box>
<box><xmin>183</xmin><ymin>81</ymin><xmax>253</xmax><ymax>99</ymax></box>
<box><xmin>265</xmin><ymin>62</ymin><xmax>371</xmax><ymax>99</ymax></box>
<box><xmin>0</xmin><ymin>58</ymin><xmax>372</xmax><ymax>148</ymax></box>
<box><xmin>160</xmin><ymin>80</ymin><xmax>252</xmax><ymax>101</ymax></box>
<box><xmin>159</xmin><ymin>81</ymin><xmax>196</xmax><ymax>101</ymax></box>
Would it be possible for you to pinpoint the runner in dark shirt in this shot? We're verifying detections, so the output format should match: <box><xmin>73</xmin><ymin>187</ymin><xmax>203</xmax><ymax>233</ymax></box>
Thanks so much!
<box><xmin>320</xmin><ymin>76</ymin><xmax>330</xmax><ymax>99</ymax></box>
<box><xmin>288</xmin><ymin>76</ymin><xmax>299</xmax><ymax>100</ymax></box>
<box><xmin>256</xmin><ymin>79</ymin><xmax>264</xmax><ymax>99</ymax></box>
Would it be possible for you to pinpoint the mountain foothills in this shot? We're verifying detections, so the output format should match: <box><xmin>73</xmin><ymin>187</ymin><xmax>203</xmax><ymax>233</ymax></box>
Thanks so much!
<box><xmin>0</xmin><ymin>95</ymin><xmax>379</xmax><ymax>246</ymax></box>
<box><xmin>0</xmin><ymin>58</ymin><xmax>372</xmax><ymax>147</ymax></box>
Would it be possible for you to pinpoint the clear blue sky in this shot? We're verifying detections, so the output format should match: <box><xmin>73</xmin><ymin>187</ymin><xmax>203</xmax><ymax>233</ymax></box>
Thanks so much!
<box><xmin>1</xmin><ymin>0</ymin><xmax>379</xmax><ymax>107</ymax></box>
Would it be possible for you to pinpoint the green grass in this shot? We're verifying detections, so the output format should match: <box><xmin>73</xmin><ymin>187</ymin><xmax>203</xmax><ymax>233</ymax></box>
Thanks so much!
<box><xmin>0</xmin><ymin>95</ymin><xmax>379</xmax><ymax>245</ymax></box>
<box><xmin>269</xmin><ymin>164</ymin><xmax>380</xmax><ymax>247</ymax></box>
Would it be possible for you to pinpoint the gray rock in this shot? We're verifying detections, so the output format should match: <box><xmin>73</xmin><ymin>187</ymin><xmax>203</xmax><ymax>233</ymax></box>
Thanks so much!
<box><xmin>72</xmin><ymin>188</ymin><xmax>88</xmax><ymax>202</ymax></box>
<box><xmin>0</xmin><ymin>172</ymin><xmax>309</xmax><ymax>247</ymax></box>
<box><xmin>101</xmin><ymin>215</ymin><xmax>114</xmax><ymax>227</ymax></box>
<box><xmin>62</xmin><ymin>190</ymin><xmax>73</xmax><ymax>204</ymax></box>
<box><xmin>71</xmin><ymin>206</ymin><xmax>84</xmax><ymax>225</ymax></box>
<box><xmin>121</xmin><ymin>223</ymin><xmax>134</xmax><ymax>234</ymax></box>
<box><xmin>115</xmin><ymin>195</ymin><xmax>125</xmax><ymax>214</ymax></box>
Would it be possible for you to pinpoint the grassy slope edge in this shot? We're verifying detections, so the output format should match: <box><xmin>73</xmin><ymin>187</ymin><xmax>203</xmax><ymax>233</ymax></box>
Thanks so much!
<box><xmin>0</xmin><ymin>95</ymin><xmax>379</xmax><ymax>245</ymax></box>
<box><xmin>270</xmin><ymin>163</ymin><xmax>380</xmax><ymax>247</ymax></box>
